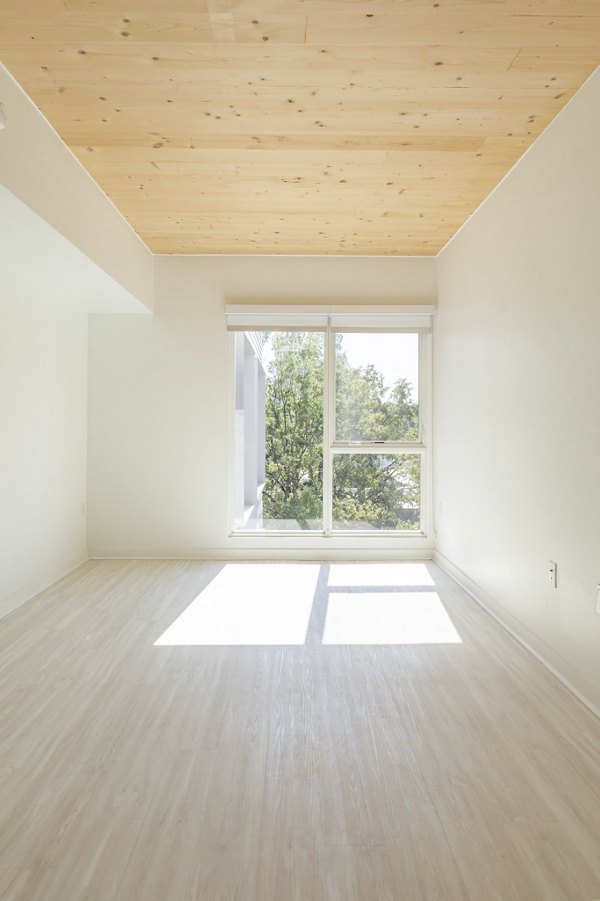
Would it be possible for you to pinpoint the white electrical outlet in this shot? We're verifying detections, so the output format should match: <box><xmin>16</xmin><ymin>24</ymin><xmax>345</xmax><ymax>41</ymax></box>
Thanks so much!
<box><xmin>596</xmin><ymin>585</ymin><xmax>600</xmax><ymax>615</ymax></box>
<box><xmin>548</xmin><ymin>561</ymin><xmax>557</xmax><ymax>588</ymax></box>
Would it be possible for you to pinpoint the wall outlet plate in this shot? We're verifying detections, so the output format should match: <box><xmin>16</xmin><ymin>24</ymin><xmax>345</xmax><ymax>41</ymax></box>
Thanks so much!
<box><xmin>548</xmin><ymin>561</ymin><xmax>557</xmax><ymax>588</ymax></box>
<box><xmin>596</xmin><ymin>585</ymin><xmax>600</xmax><ymax>615</ymax></box>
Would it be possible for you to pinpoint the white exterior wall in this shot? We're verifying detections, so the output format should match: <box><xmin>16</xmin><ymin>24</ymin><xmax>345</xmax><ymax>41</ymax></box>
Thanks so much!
<box><xmin>231</xmin><ymin>333</ymin><xmax>267</xmax><ymax>530</ymax></box>
<box><xmin>434</xmin><ymin>68</ymin><xmax>600</xmax><ymax>712</ymax></box>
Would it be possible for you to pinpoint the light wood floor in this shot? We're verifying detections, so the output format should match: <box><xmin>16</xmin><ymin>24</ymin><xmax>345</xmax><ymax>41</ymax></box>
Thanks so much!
<box><xmin>0</xmin><ymin>560</ymin><xmax>599</xmax><ymax>900</ymax></box>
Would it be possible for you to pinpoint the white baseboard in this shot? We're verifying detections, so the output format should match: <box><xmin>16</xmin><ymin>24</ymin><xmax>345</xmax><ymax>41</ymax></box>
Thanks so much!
<box><xmin>90</xmin><ymin>546</ymin><xmax>434</xmax><ymax>562</ymax></box>
<box><xmin>434</xmin><ymin>550</ymin><xmax>600</xmax><ymax>722</ymax></box>
<box><xmin>0</xmin><ymin>552</ymin><xmax>89</xmax><ymax>621</ymax></box>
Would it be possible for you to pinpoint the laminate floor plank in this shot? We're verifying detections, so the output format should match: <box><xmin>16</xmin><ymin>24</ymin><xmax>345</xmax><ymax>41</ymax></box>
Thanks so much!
<box><xmin>256</xmin><ymin>775</ymin><xmax>321</xmax><ymax>901</ymax></box>
<box><xmin>0</xmin><ymin>559</ymin><xmax>599</xmax><ymax>899</ymax></box>
<box><xmin>0</xmin><ymin>868</ymin><xmax>44</xmax><ymax>901</ymax></box>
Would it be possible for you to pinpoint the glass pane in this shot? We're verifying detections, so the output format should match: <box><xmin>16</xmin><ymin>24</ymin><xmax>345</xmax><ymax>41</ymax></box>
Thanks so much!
<box><xmin>335</xmin><ymin>332</ymin><xmax>419</xmax><ymax>442</ymax></box>
<box><xmin>332</xmin><ymin>454</ymin><xmax>421</xmax><ymax>531</ymax></box>
<box><xmin>234</xmin><ymin>331</ymin><xmax>323</xmax><ymax>531</ymax></box>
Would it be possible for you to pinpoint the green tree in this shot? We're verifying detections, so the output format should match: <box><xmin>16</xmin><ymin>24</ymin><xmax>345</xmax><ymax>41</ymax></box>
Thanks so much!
<box><xmin>335</xmin><ymin>336</ymin><xmax>419</xmax><ymax>442</ymax></box>
<box><xmin>263</xmin><ymin>333</ymin><xmax>324</xmax><ymax>528</ymax></box>
<box><xmin>263</xmin><ymin>332</ymin><xmax>420</xmax><ymax>530</ymax></box>
<box><xmin>331</xmin><ymin>454</ymin><xmax>420</xmax><ymax>531</ymax></box>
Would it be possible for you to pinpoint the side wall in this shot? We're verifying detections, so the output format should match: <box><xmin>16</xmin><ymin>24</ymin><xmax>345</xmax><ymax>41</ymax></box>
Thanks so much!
<box><xmin>434</xmin><ymin>69</ymin><xmax>600</xmax><ymax>711</ymax></box>
<box><xmin>0</xmin><ymin>303</ymin><xmax>88</xmax><ymax>615</ymax></box>
<box><xmin>88</xmin><ymin>256</ymin><xmax>436</xmax><ymax>558</ymax></box>
<box><xmin>0</xmin><ymin>59</ymin><xmax>153</xmax><ymax>615</ymax></box>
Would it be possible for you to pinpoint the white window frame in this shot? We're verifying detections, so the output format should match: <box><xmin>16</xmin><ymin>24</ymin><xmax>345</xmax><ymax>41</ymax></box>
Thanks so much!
<box><xmin>227</xmin><ymin>305</ymin><xmax>433</xmax><ymax>542</ymax></box>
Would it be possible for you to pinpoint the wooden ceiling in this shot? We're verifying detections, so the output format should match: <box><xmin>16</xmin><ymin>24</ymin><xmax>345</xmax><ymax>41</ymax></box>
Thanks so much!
<box><xmin>1</xmin><ymin>2</ymin><xmax>599</xmax><ymax>255</ymax></box>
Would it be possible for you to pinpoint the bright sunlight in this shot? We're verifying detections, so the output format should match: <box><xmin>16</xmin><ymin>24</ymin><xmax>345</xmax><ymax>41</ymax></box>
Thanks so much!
<box><xmin>154</xmin><ymin>563</ymin><xmax>319</xmax><ymax>646</ymax></box>
<box><xmin>154</xmin><ymin>563</ymin><xmax>461</xmax><ymax>647</ymax></box>
<box><xmin>322</xmin><ymin>591</ymin><xmax>462</xmax><ymax>645</ymax></box>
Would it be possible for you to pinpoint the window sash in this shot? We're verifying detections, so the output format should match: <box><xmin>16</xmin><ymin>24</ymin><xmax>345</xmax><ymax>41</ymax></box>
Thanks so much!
<box><xmin>332</xmin><ymin>329</ymin><xmax>423</xmax><ymax>448</ymax></box>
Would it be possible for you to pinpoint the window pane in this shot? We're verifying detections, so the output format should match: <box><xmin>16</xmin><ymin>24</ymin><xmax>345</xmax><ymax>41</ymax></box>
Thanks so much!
<box><xmin>335</xmin><ymin>332</ymin><xmax>419</xmax><ymax>442</ymax></box>
<box><xmin>234</xmin><ymin>331</ymin><xmax>323</xmax><ymax>531</ymax></box>
<box><xmin>332</xmin><ymin>454</ymin><xmax>420</xmax><ymax>531</ymax></box>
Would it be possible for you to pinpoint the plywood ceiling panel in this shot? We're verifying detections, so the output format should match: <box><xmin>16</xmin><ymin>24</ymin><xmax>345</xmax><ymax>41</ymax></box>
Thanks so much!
<box><xmin>1</xmin><ymin>1</ymin><xmax>599</xmax><ymax>255</ymax></box>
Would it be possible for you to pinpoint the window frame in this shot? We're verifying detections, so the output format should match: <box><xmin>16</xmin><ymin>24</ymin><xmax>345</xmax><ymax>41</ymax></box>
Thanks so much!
<box><xmin>227</xmin><ymin>306</ymin><xmax>433</xmax><ymax>541</ymax></box>
<box><xmin>326</xmin><ymin>327</ymin><xmax>428</xmax><ymax>536</ymax></box>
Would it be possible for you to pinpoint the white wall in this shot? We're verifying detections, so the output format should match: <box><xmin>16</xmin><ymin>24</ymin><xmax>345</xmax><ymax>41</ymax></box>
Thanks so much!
<box><xmin>0</xmin><ymin>186</ymin><xmax>150</xmax><ymax>616</ymax></box>
<box><xmin>88</xmin><ymin>255</ymin><xmax>436</xmax><ymax>559</ymax></box>
<box><xmin>434</xmin><ymin>68</ymin><xmax>600</xmax><ymax>711</ymax></box>
<box><xmin>0</xmin><ymin>56</ymin><xmax>153</xmax><ymax>615</ymax></box>
<box><xmin>0</xmin><ymin>303</ymin><xmax>88</xmax><ymax>615</ymax></box>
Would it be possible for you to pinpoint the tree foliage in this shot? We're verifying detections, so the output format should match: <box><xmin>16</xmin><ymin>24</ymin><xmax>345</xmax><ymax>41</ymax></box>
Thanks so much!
<box><xmin>263</xmin><ymin>333</ymin><xmax>323</xmax><ymax>527</ymax></box>
<box><xmin>263</xmin><ymin>332</ymin><xmax>420</xmax><ymax>530</ymax></box>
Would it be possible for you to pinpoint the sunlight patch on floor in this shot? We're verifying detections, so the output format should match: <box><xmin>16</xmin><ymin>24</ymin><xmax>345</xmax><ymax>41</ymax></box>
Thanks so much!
<box><xmin>328</xmin><ymin>563</ymin><xmax>435</xmax><ymax>587</ymax></box>
<box><xmin>154</xmin><ymin>564</ymin><xmax>319</xmax><ymax>646</ymax></box>
<box><xmin>322</xmin><ymin>591</ymin><xmax>462</xmax><ymax>645</ymax></box>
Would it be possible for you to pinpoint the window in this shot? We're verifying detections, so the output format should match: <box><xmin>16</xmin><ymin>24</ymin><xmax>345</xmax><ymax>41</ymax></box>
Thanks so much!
<box><xmin>229</xmin><ymin>307</ymin><xmax>431</xmax><ymax>537</ymax></box>
<box><xmin>233</xmin><ymin>330</ymin><xmax>324</xmax><ymax>531</ymax></box>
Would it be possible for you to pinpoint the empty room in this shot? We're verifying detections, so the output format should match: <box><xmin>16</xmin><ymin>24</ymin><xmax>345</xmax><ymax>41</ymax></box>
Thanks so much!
<box><xmin>1</xmin><ymin>1</ymin><xmax>599</xmax><ymax>898</ymax></box>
